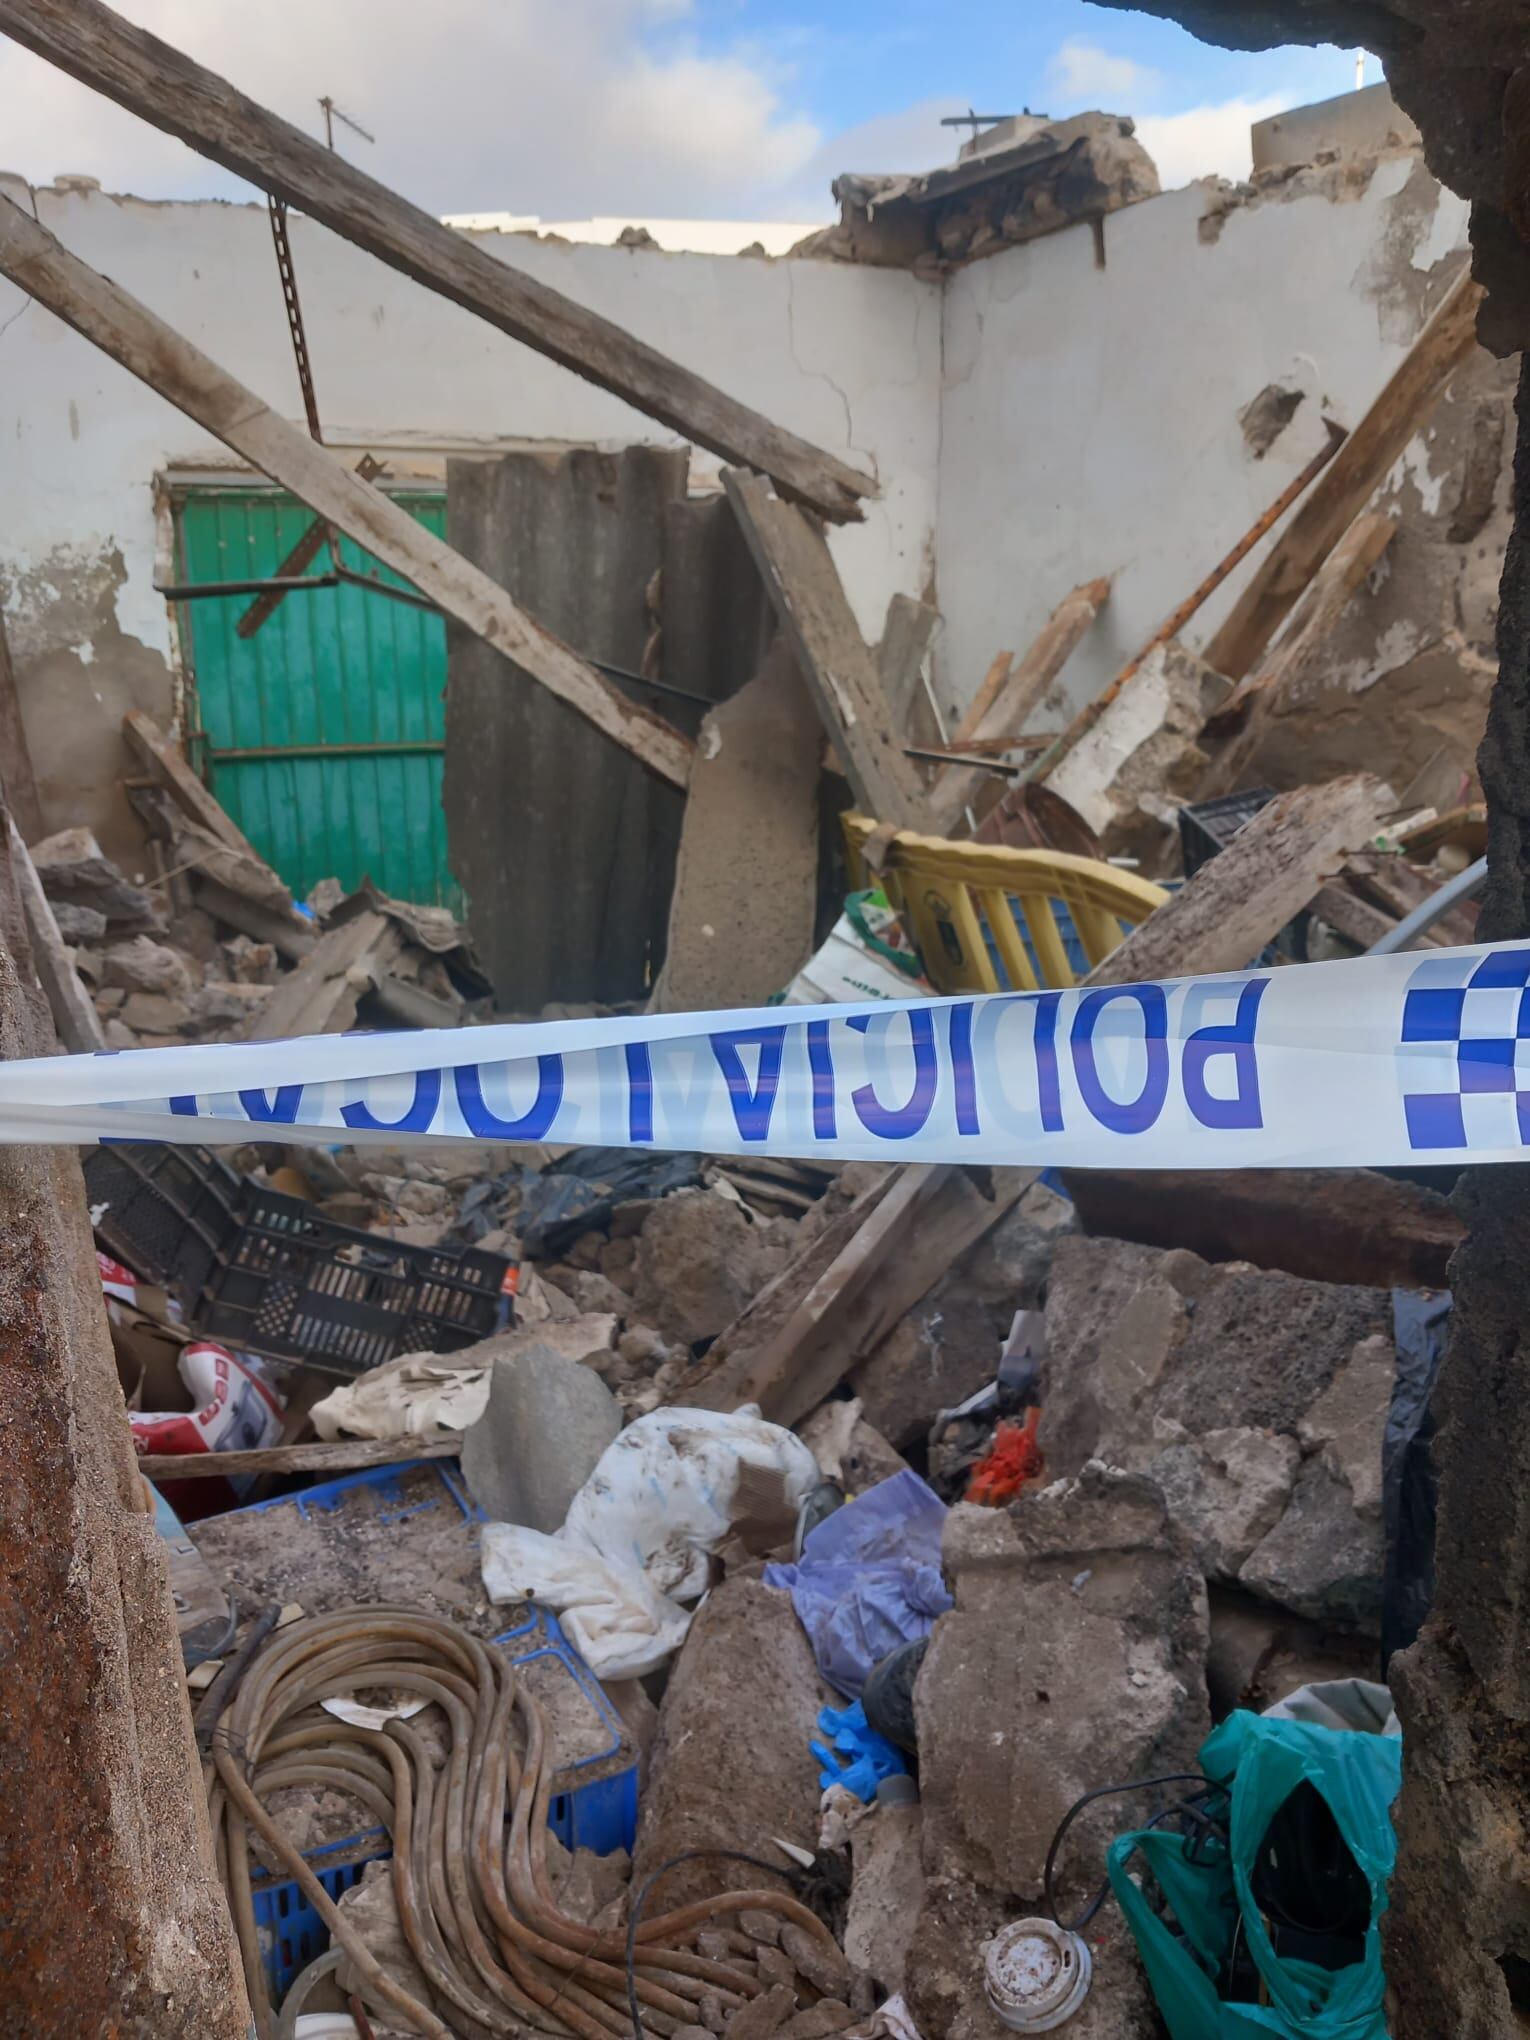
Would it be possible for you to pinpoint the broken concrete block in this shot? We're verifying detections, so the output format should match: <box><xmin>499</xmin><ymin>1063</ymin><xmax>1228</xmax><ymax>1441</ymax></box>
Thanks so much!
<box><xmin>118</xmin><ymin>989</ymin><xmax>191</xmax><ymax>1034</ymax></box>
<box><xmin>30</xmin><ymin>825</ymin><xmax>164</xmax><ymax>930</ymax></box>
<box><xmin>842</xmin><ymin>1791</ymin><xmax>924</xmax><ymax>1997</ymax></box>
<box><xmin>191</xmin><ymin>979</ymin><xmax>272</xmax><ymax>1031</ymax></box>
<box><xmin>1142</xmin><ymin>1424</ymin><xmax>1302</xmax><ymax>1579</ymax></box>
<box><xmin>1240</xmin><ymin>1455</ymin><xmax>1385</xmax><ymax>1631</ymax></box>
<box><xmin>780</xmin><ymin>1921</ymin><xmax>853</xmax><ymax>1998</ymax></box>
<box><xmin>99</xmin><ymin>935</ymin><xmax>195</xmax><ymax>997</ymax></box>
<box><xmin>1298</xmin><ymin>1330</ymin><xmax>1393</xmax><ymax>1519</ymax></box>
<box><xmin>1046</xmin><ymin>638</ymin><xmax>1232</xmax><ymax>863</ymax></box>
<box><xmin>1040</xmin><ymin>1236</ymin><xmax>1392</xmax><ymax>1627</ymax></box>
<box><xmin>917</xmin><ymin>1466</ymin><xmax>1210</xmax><ymax>1902</ymax></box>
<box><xmin>459</xmin><ymin>1341</ymin><xmax>622</xmax><ymax>1532</ymax></box>
<box><xmin>51</xmin><ymin>901</ymin><xmax>107</xmax><ymax>944</ymax></box>
<box><xmin>778</xmin><ymin>2005</ymin><xmax>854</xmax><ymax>2040</ymax></box>
<box><xmin>632</xmin><ymin>1579</ymin><xmax>827</xmax><ymax>1912</ymax></box>
<box><xmin>798</xmin><ymin>1397</ymin><xmax>909</xmax><ymax>1493</ymax></box>
<box><xmin>632</xmin><ymin>1189</ymin><xmax>795</xmax><ymax>1345</ymax></box>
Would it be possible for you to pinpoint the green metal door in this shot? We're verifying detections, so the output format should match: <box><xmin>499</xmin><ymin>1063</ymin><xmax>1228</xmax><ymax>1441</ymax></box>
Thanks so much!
<box><xmin>171</xmin><ymin>487</ymin><xmax>457</xmax><ymax>907</ymax></box>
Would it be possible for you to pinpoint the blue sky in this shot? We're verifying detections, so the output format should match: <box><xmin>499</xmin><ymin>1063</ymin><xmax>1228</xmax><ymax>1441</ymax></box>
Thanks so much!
<box><xmin>0</xmin><ymin>1</ymin><xmax>1376</xmax><ymax>220</ymax></box>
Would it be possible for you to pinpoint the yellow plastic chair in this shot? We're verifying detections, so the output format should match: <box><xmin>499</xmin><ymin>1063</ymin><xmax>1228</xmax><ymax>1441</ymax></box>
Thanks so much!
<box><xmin>842</xmin><ymin>814</ymin><xmax>1169</xmax><ymax>993</ymax></box>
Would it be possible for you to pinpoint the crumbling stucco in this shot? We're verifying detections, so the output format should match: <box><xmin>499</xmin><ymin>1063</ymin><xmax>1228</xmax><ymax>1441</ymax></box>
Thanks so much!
<box><xmin>2</xmin><ymin>543</ymin><xmax>175</xmax><ymax>862</ymax></box>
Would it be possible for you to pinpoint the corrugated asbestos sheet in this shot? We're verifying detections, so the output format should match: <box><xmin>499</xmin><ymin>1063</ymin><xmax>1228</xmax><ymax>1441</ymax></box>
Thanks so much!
<box><xmin>444</xmin><ymin>452</ymin><xmax>773</xmax><ymax>1012</ymax></box>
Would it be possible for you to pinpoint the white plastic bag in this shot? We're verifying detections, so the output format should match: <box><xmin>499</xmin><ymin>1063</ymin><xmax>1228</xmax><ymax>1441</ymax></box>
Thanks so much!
<box><xmin>481</xmin><ymin>1405</ymin><xmax>819</xmax><ymax>1678</ymax></box>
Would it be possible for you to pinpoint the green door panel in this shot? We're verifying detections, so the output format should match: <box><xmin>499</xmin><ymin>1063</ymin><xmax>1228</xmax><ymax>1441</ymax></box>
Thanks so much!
<box><xmin>172</xmin><ymin>488</ymin><xmax>457</xmax><ymax>908</ymax></box>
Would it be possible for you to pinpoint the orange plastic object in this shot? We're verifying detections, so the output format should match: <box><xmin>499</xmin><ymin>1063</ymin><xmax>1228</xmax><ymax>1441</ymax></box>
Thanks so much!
<box><xmin>966</xmin><ymin>1408</ymin><xmax>1045</xmax><ymax>1507</ymax></box>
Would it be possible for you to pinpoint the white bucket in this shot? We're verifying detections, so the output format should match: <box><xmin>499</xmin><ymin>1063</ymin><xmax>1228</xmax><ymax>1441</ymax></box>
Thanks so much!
<box><xmin>982</xmin><ymin>1917</ymin><xmax>1093</xmax><ymax>2032</ymax></box>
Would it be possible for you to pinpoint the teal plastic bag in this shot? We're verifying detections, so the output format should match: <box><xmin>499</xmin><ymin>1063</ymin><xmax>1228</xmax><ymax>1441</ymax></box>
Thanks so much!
<box><xmin>1105</xmin><ymin>1711</ymin><xmax>1402</xmax><ymax>2039</ymax></box>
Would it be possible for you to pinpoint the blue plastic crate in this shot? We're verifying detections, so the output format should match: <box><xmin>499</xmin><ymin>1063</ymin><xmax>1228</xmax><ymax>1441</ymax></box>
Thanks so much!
<box><xmin>206</xmin><ymin>1462</ymin><xmax>638</xmax><ymax>2003</ymax></box>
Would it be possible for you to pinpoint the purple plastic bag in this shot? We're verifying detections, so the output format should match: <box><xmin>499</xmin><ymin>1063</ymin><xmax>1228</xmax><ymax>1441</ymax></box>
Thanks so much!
<box><xmin>765</xmin><ymin>1469</ymin><xmax>952</xmax><ymax>1697</ymax></box>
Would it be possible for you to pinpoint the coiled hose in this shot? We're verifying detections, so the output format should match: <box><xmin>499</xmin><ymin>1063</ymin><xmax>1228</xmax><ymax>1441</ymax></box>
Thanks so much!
<box><xmin>206</xmin><ymin>1606</ymin><xmax>838</xmax><ymax>2040</ymax></box>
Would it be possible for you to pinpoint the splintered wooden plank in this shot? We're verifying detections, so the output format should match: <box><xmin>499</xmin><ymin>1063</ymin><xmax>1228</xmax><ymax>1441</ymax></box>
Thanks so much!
<box><xmin>722</xmin><ymin>469</ymin><xmax>929</xmax><ymax>827</ymax></box>
<box><xmin>0</xmin><ymin>193</ymin><xmax>693</xmax><ymax>791</ymax></box>
<box><xmin>1205</xmin><ymin>265</ymin><xmax>1482</xmax><ymax>679</ymax></box>
<box><xmin>0</xmin><ymin>0</ymin><xmax>873</xmax><ymax>522</ymax></box>
<box><xmin>929</xmin><ymin>577</ymin><xmax>1111</xmax><ymax>833</ymax></box>
<box><xmin>7</xmin><ymin>815</ymin><xmax>104</xmax><ymax>1051</ymax></box>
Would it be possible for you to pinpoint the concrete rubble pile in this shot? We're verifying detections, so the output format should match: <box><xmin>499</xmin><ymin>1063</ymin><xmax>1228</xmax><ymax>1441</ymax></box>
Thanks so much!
<box><xmin>1</xmin><ymin>15</ymin><xmax>1516</xmax><ymax>2037</ymax></box>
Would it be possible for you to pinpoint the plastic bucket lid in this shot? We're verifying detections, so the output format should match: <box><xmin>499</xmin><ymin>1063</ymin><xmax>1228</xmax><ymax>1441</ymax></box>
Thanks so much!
<box><xmin>982</xmin><ymin>1918</ymin><xmax>1093</xmax><ymax>2032</ymax></box>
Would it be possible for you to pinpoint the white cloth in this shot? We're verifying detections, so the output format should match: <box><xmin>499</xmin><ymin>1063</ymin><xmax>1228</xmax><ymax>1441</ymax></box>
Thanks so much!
<box><xmin>481</xmin><ymin>1405</ymin><xmax>819</xmax><ymax>1678</ymax></box>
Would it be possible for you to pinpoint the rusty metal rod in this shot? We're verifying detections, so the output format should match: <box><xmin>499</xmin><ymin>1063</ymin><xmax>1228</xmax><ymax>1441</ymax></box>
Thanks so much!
<box><xmin>1028</xmin><ymin>417</ymin><xmax>1347</xmax><ymax>785</ymax></box>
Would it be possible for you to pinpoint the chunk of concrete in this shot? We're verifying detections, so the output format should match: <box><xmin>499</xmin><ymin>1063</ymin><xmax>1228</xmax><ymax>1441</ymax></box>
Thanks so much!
<box><xmin>843</xmin><ymin>1793</ymin><xmax>924</xmax><ymax>1996</ymax></box>
<box><xmin>632</xmin><ymin>1578</ymin><xmax>827</xmax><ymax>1912</ymax></box>
<box><xmin>99</xmin><ymin>935</ymin><xmax>195</xmax><ymax>997</ymax></box>
<box><xmin>459</xmin><ymin>1341</ymin><xmax>621</xmax><ymax>1532</ymax></box>
<box><xmin>632</xmin><ymin>1189</ymin><xmax>796</xmax><ymax>1345</ymax></box>
<box><xmin>1142</xmin><ymin>1424</ymin><xmax>1302</xmax><ymax>1578</ymax></box>
<box><xmin>917</xmin><ymin>1466</ymin><xmax>1210</xmax><ymax>1903</ymax></box>
<box><xmin>1240</xmin><ymin>1456</ymin><xmax>1385</xmax><ymax>1631</ymax></box>
<box><xmin>1298</xmin><ymin>1331</ymin><xmax>1394</xmax><ymax>1520</ymax></box>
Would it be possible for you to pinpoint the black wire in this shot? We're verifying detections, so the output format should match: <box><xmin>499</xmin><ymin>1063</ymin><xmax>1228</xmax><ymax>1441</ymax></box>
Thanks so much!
<box><xmin>625</xmin><ymin>1847</ymin><xmax>799</xmax><ymax>2040</ymax></box>
<box><xmin>1042</xmin><ymin>1772</ymin><xmax>1218</xmax><ymax>1933</ymax></box>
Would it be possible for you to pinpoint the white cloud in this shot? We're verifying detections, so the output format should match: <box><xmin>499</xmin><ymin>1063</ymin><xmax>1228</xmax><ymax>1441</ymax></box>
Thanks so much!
<box><xmin>1048</xmin><ymin>40</ymin><xmax>1162</xmax><ymax>107</ymax></box>
<box><xmin>1134</xmin><ymin>93</ymin><xmax>1292</xmax><ymax>188</ymax></box>
<box><xmin>0</xmin><ymin>0</ymin><xmax>824</xmax><ymax>220</ymax></box>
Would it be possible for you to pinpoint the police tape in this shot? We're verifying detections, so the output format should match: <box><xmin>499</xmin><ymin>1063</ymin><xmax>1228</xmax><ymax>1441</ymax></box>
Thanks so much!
<box><xmin>3</xmin><ymin>940</ymin><xmax>1527</xmax><ymax>1169</ymax></box>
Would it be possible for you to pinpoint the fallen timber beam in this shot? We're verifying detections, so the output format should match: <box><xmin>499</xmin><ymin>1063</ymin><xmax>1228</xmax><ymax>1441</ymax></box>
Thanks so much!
<box><xmin>0</xmin><ymin>0</ymin><xmax>874</xmax><ymax>524</ymax></box>
<box><xmin>687</xmin><ymin>773</ymin><xmax>1390</xmax><ymax>1426</ymax></box>
<box><xmin>0</xmin><ymin>193</ymin><xmax>693</xmax><ymax>791</ymax></box>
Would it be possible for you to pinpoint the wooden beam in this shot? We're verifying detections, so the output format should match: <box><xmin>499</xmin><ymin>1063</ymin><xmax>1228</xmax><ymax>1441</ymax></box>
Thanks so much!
<box><xmin>928</xmin><ymin>577</ymin><xmax>1111</xmax><ymax>833</ymax></box>
<box><xmin>123</xmin><ymin>710</ymin><xmax>266</xmax><ymax>861</ymax></box>
<box><xmin>7</xmin><ymin>815</ymin><xmax>105</xmax><ymax>1051</ymax></box>
<box><xmin>1205</xmin><ymin>511</ymin><xmax>1399</xmax><ymax>737</ymax></box>
<box><xmin>137</xmin><ymin>1433</ymin><xmax>460</xmax><ymax>1482</ymax></box>
<box><xmin>1198</xmin><ymin>510</ymin><xmax>1398</xmax><ymax>793</ymax></box>
<box><xmin>949</xmin><ymin>650</ymin><xmax>1015</xmax><ymax>748</ymax></box>
<box><xmin>0</xmin><ymin>0</ymin><xmax>873</xmax><ymax>524</ymax></box>
<box><xmin>1205</xmin><ymin>266</ymin><xmax>1483</xmax><ymax>679</ymax></box>
<box><xmin>876</xmin><ymin>594</ymin><xmax>942</xmax><ymax>738</ymax></box>
<box><xmin>722</xmin><ymin>469</ymin><xmax>929</xmax><ymax>827</ymax></box>
<box><xmin>0</xmin><ymin>193</ymin><xmax>694</xmax><ymax>791</ymax></box>
<box><xmin>1102</xmin><ymin>774</ymin><xmax>1390</xmax><ymax>983</ymax></box>
<box><xmin>0</xmin><ymin>605</ymin><xmax>44</xmax><ymax>842</ymax></box>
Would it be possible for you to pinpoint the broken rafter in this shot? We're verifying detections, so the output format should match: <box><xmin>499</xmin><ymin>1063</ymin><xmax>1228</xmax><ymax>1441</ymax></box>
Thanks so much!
<box><xmin>0</xmin><ymin>0</ymin><xmax>873</xmax><ymax>524</ymax></box>
<box><xmin>0</xmin><ymin>194</ymin><xmax>693</xmax><ymax>790</ymax></box>
<box><xmin>722</xmin><ymin>469</ymin><xmax>930</xmax><ymax>827</ymax></box>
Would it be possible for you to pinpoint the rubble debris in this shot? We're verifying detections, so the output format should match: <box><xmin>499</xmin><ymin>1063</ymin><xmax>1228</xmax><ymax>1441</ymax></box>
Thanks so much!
<box><xmin>1041</xmin><ymin>1235</ymin><xmax>1391</xmax><ymax>1630</ymax></box>
<box><xmin>632</xmin><ymin>1185</ymin><xmax>800</xmax><ymax>1346</ymax></box>
<box><xmin>1044</xmin><ymin>637</ymin><xmax>1232</xmax><ymax>861</ymax></box>
<box><xmin>794</xmin><ymin>113</ymin><xmax>1158</xmax><ymax>272</ymax></box>
<box><xmin>459</xmin><ymin>1339</ymin><xmax>622</xmax><ymax>1532</ymax></box>
<box><xmin>30</xmin><ymin>822</ymin><xmax>163</xmax><ymax>930</ymax></box>
<box><xmin>842</xmin><ymin>1777</ymin><xmax>924</xmax><ymax>1999</ymax></box>
<box><xmin>633</xmin><ymin>1577</ymin><xmax>829</xmax><ymax>1911</ymax></box>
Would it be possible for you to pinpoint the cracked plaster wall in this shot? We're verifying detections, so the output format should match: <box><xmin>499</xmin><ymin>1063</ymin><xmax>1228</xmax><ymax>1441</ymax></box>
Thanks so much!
<box><xmin>0</xmin><ymin>175</ymin><xmax>941</xmax><ymax>860</ymax></box>
<box><xmin>933</xmin><ymin>147</ymin><xmax>1510</xmax><ymax>800</ymax></box>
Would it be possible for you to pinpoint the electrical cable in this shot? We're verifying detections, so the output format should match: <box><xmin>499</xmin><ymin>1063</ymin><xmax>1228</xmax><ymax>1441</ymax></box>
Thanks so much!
<box><xmin>208</xmin><ymin>1607</ymin><xmax>839</xmax><ymax>2040</ymax></box>
<box><xmin>1042</xmin><ymin>1772</ymin><xmax>1221</xmax><ymax>1934</ymax></box>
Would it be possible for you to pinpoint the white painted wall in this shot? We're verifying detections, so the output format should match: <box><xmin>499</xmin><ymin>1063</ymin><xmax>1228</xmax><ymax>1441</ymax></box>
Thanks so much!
<box><xmin>933</xmin><ymin>155</ymin><xmax>1472</xmax><ymax>726</ymax></box>
<box><xmin>0</xmin><ymin>176</ymin><xmax>941</xmax><ymax>666</ymax></box>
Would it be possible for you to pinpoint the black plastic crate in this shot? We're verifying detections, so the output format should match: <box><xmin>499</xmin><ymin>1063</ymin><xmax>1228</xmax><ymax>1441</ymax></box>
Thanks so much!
<box><xmin>1178</xmin><ymin>787</ymin><xmax>1277</xmax><ymax>879</ymax></box>
<box><xmin>84</xmin><ymin>1143</ymin><xmax>243</xmax><ymax>1305</ymax></box>
<box><xmin>200</xmin><ymin>1188</ymin><xmax>515</xmax><ymax>1378</ymax></box>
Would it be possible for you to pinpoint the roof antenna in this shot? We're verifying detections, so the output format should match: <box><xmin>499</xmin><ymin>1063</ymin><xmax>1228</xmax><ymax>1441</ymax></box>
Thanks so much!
<box><xmin>318</xmin><ymin>96</ymin><xmax>376</xmax><ymax>153</ymax></box>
